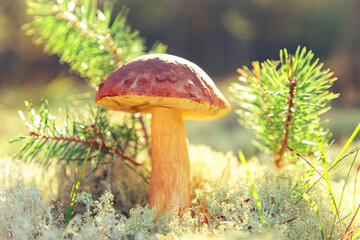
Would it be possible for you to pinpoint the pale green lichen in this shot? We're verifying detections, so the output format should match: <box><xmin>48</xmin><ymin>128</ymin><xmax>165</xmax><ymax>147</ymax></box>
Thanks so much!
<box><xmin>0</xmin><ymin>182</ymin><xmax>53</xmax><ymax>239</ymax></box>
<box><xmin>0</xmin><ymin>145</ymin><xmax>358</xmax><ymax>239</ymax></box>
<box><xmin>123</xmin><ymin>205</ymin><xmax>169</xmax><ymax>238</ymax></box>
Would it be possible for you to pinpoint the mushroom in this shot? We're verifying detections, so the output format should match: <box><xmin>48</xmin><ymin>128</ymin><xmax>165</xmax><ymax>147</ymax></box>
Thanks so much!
<box><xmin>95</xmin><ymin>53</ymin><xmax>230</xmax><ymax>215</ymax></box>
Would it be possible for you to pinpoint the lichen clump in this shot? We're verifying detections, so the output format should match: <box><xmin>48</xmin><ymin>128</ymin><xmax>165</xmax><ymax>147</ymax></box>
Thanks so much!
<box><xmin>0</xmin><ymin>146</ymin><xmax>358</xmax><ymax>239</ymax></box>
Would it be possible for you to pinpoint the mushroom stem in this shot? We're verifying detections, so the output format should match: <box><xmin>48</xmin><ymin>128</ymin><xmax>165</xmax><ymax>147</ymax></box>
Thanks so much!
<box><xmin>149</xmin><ymin>107</ymin><xmax>191</xmax><ymax>215</ymax></box>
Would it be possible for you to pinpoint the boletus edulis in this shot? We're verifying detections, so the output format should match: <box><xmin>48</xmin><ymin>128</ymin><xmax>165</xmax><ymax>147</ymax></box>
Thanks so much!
<box><xmin>95</xmin><ymin>53</ymin><xmax>230</xmax><ymax>215</ymax></box>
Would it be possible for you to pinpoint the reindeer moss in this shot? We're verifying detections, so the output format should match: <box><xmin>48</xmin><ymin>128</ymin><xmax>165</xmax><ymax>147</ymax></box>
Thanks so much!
<box><xmin>0</xmin><ymin>145</ymin><xmax>358</xmax><ymax>239</ymax></box>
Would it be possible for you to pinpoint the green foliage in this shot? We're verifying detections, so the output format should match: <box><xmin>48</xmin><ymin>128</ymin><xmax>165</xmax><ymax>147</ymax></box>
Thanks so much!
<box><xmin>230</xmin><ymin>46</ymin><xmax>338</xmax><ymax>166</ymax></box>
<box><xmin>5</xmin><ymin>0</ymin><xmax>166</xmax><ymax>184</ymax></box>
<box><xmin>10</xmin><ymin>99</ymin><xmax>150</xmax><ymax>182</ymax></box>
<box><xmin>23</xmin><ymin>0</ymin><xmax>167</xmax><ymax>87</ymax></box>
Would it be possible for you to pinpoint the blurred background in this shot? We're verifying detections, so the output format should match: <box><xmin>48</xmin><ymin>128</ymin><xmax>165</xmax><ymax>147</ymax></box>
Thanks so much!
<box><xmin>0</xmin><ymin>0</ymin><xmax>360</xmax><ymax>156</ymax></box>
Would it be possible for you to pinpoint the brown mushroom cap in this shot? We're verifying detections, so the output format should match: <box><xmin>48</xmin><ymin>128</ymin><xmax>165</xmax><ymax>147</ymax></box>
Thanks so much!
<box><xmin>95</xmin><ymin>53</ymin><xmax>231</xmax><ymax>120</ymax></box>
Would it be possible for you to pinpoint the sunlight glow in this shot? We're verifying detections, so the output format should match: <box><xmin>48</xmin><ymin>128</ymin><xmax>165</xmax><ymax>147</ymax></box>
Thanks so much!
<box><xmin>67</xmin><ymin>1</ymin><xmax>75</xmax><ymax>11</ymax></box>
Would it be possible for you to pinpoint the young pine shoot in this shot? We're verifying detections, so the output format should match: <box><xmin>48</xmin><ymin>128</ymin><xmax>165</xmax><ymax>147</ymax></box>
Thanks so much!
<box><xmin>230</xmin><ymin>46</ymin><xmax>338</xmax><ymax>167</ymax></box>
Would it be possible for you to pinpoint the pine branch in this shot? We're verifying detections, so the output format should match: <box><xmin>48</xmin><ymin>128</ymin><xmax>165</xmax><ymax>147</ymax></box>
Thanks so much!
<box><xmin>23</xmin><ymin>0</ymin><xmax>167</xmax><ymax>87</ymax></box>
<box><xmin>14</xmin><ymin>0</ymin><xmax>163</xmax><ymax>182</ymax></box>
<box><xmin>26</xmin><ymin>124</ymin><xmax>139</xmax><ymax>166</ymax></box>
<box><xmin>230</xmin><ymin>46</ymin><xmax>339</xmax><ymax>166</ymax></box>
<box><xmin>10</xmin><ymin>99</ymin><xmax>149</xmax><ymax>179</ymax></box>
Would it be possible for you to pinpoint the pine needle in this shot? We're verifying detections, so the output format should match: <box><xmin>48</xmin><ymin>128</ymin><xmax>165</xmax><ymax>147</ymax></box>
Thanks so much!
<box><xmin>23</xmin><ymin>0</ymin><xmax>166</xmax><ymax>87</ymax></box>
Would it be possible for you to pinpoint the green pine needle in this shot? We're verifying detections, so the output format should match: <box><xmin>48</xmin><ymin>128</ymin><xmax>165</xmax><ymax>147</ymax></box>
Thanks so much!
<box><xmin>9</xmin><ymin>99</ymin><xmax>150</xmax><ymax>183</ymax></box>
<box><xmin>230</xmin><ymin>46</ymin><xmax>338</xmax><ymax>166</ymax></box>
<box><xmin>7</xmin><ymin>0</ymin><xmax>163</xmax><ymax>185</ymax></box>
<box><xmin>23</xmin><ymin>0</ymin><xmax>167</xmax><ymax>87</ymax></box>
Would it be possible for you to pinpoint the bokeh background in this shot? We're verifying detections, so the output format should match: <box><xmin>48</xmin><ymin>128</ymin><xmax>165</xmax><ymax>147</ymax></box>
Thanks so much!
<box><xmin>1</xmin><ymin>0</ymin><xmax>360</xmax><ymax>156</ymax></box>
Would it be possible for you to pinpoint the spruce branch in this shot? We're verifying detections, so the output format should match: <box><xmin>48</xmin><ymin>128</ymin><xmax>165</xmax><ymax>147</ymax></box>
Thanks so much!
<box><xmin>230</xmin><ymin>46</ymin><xmax>339</xmax><ymax>167</ymax></box>
<box><xmin>23</xmin><ymin>0</ymin><xmax>167</xmax><ymax>87</ymax></box>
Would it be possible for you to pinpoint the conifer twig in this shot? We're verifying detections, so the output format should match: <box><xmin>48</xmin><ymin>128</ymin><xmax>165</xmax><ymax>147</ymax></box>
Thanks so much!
<box><xmin>28</xmin><ymin>128</ymin><xmax>139</xmax><ymax>166</ymax></box>
<box><xmin>6</xmin><ymin>0</ymin><xmax>164</xmax><ymax>186</ymax></box>
<box><xmin>230</xmin><ymin>46</ymin><xmax>338</xmax><ymax>167</ymax></box>
<box><xmin>274</xmin><ymin>68</ymin><xmax>297</xmax><ymax>167</ymax></box>
<box><xmin>23</xmin><ymin>0</ymin><xmax>167</xmax><ymax>86</ymax></box>
<box><xmin>45</xmin><ymin>3</ymin><xmax>123</xmax><ymax>64</ymax></box>
<box><xmin>10</xmin><ymin>100</ymin><xmax>149</xmax><ymax>170</ymax></box>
